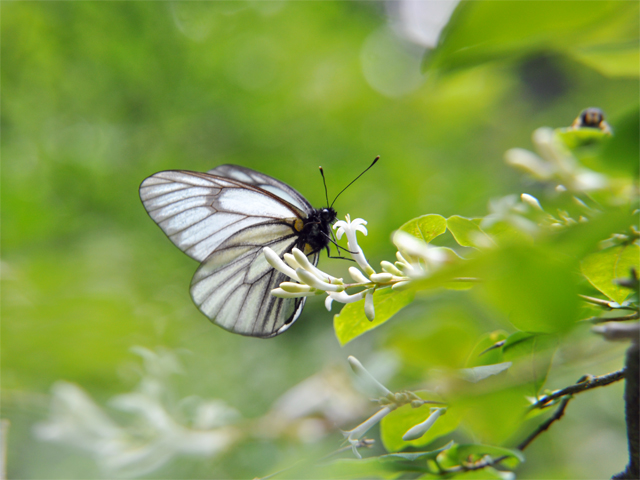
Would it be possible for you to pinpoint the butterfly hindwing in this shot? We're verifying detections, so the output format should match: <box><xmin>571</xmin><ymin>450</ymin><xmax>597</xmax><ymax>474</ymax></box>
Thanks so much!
<box><xmin>191</xmin><ymin>222</ymin><xmax>319</xmax><ymax>337</ymax></box>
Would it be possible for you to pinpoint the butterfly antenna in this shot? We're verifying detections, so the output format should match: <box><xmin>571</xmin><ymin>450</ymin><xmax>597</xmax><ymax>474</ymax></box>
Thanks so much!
<box><xmin>330</xmin><ymin>156</ymin><xmax>379</xmax><ymax>208</ymax></box>
<box><xmin>319</xmin><ymin>166</ymin><xmax>330</xmax><ymax>207</ymax></box>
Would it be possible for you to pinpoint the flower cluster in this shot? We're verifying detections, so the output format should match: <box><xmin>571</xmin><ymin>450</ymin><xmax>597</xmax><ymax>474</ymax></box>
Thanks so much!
<box><xmin>264</xmin><ymin>215</ymin><xmax>453</xmax><ymax>321</ymax></box>
<box><xmin>341</xmin><ymin>356</ymin><xmax>446</xmax><ymax>458</ymax></box>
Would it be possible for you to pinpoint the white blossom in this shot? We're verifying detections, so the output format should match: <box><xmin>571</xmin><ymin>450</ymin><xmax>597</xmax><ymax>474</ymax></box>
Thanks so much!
<box><xmin>334</xmin><ymin>215</ymin><xmax>375</xmax><ymax>275</ymax></box>
<box><xmin>267</xmin><ymin>215</ymin><xmax>436</xmax><ymax>322</ymax></box>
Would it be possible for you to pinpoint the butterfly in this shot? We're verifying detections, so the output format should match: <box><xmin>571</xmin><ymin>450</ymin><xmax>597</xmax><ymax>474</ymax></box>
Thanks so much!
<box><xmin>139</xmin><ymin>164</ymin><xmax>338</xmax><ymax>338</ymax></box>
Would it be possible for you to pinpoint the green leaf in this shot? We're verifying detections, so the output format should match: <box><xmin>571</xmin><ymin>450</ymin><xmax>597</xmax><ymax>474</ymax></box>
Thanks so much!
<box><xmin>601</xmin><ymin>107</ymin><xmax>640</xmax><ymax>176</ymax></box>
<box><xmin>379</xmin><ymin>440</ymin><xmax>454</xmax><ymax>462</ymax></box>
<box><xmin>456</xmin><ymin>385</ymin><xmax>531</xmax><ymax>444</ymax></box>
<box><xmin>447</xmin><ymin>216</ymin><xmax>493</xmax><ymax>248</ymax></box>
<box><xmin>334</xmin><ymin>288</ymin><xmax>414</xmax><ymax>346</ymax></box>
<box><xmin>381</xmin><ymin>393</ymin><xmax>462</xmax><ymax>452</ymax></box>
<box><xmin>474</xmin><ymin>245</ymin><xmax>580</xmax><ymax>333</ymax></box>
<box><xmin>570</xmin><ymin>43</ymin><xmax>640</xmax><ymax>78</ymax></box>
<box><xmin>502</xmin><ymin>332</ymin><xmax>558</xmax><ymax>396</ymax></box>
<box><xmin>556</xmin><ymin>127</ymin><xmax>610</xmax><ymax>150</ymax></box>
<box><xmin>465</xmin><ymin>331</ymin><xmax>509</xmax><ymax>368</ymax></box>
<box><xmin>432</xmin><ymin>1</ymin><xmax>636</xmax><ymax>72</ymax></box>
<box><xmin>385</xmin><ymin>306</ymin><xmax>480</xmax><ymax>371</ymax></box>
<box><xmin>398</xmin><ymin>214</ymin><xmax>447</xmax><ymax>244</ymax></box>
<box><xmin>479</xmin><ymin>220</ymin><xmax>534</xmax><ymax>247</ymax></box>
<box><xmin>581</xmin><ymin>243</ymin><xmax>640</xmax><ymax>304</ymax></box>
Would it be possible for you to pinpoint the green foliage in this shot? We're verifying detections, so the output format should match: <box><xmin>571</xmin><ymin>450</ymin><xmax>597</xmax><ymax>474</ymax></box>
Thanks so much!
<box><xmin>3</xmin><ymin>1</ymin><xmax>638</xmax><ymax>479</ymax></box>
<box><xmin>502</xmin><ymin>332</ymin><xmax>558</xmax><ymax>396</ymax></box>
<box><xmin>431</xmin><ymin>1</ymin><xmax>639</xmax><ymax>74</ymax></box>
<box><xmin>398</xmin><ymin>214</ymin><xmax>448</xmax><ymax>243</ymax></box>
<box><xmin>474</xmin><ymin>245</ymin><xmax>580</xmax><ymax>333</ymax></box>
<box><xmin>601</xmin><ymin>107</ymin><xmax>640</xmax><ymax>174</ymax></box>
<box><xmin>581</xmin><ymin>243</ymin><xmax>640</xmax><ymax>304</ymax></box>
<box><xmin>446</xmin><ymin>216</ymin><xmax>493</xmax><ymax>249</ymax></box>
<box><xmin>334</xmin><ymin>288</ymin><xmax>415</xmax><ymax>345</ymax></box>
<box><xmin>381</xmin><ymin>397</ymin><xmax>461</xmax><ymax>452</ymax></box>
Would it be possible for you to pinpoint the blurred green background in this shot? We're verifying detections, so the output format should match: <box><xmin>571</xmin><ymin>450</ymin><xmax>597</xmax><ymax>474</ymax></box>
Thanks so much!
<box><xmin>2</xmin><ymin>1</ymin><xmax>638</xmax><ymax>478</ymax></box>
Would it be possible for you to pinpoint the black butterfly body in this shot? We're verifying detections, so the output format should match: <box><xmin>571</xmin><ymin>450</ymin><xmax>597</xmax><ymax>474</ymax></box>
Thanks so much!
<box><xmin>139</xmin><ymin>165</ymin><xmax>336</xmax><ymax>338</ymax></box>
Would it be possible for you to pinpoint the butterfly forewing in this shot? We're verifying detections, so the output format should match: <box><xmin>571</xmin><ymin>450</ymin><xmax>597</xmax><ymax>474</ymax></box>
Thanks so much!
<box><xmin>140</xmin><ymin>170</ymin><xmax>307</xmax><ymax>262</ymax></box>
<box><xmin>140</xmin><ymin>166</ymin><xmax>323</xmax><ymax>337</ymax></box>
<box><xmin>208</xmin><ymin>164</ymin><xmax>314</xmax><ymax>213</ymax></box>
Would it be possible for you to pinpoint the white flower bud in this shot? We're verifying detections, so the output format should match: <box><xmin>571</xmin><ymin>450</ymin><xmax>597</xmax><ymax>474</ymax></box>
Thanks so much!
<box><xmin>291</xmin><ymin>248</ymin><xmax>336</xmax><ymax>283</ymax></box>
<box><xmin>296</xmin><ymin>269</ymin><xmax>344</xmax><ymax>292</ymax></box>
<box><xmin>521</xmin><ymin>193</ymin><xmax>543</xmax><ymax>211</ymax></box>
<box><xmin>279</xmin><ymin>282</ymin><xmax>312</xmax><ymax>293</ymax></box>
<box><xmin>264</xmin><ymin>247</ymin><xmax>299</xmax><ymax>281</ymax></box>
<box><xmin>370</xmin><ymin>272</ymin><xmax>393</xmax><ymax>283</ymax></box>
<box><xmin>349</xmin><ymin>267</ymin><xmax>370</xmax><ymax>284</ymax></box>
<box><xmin>380</xmin><ymin>261</ymin><xmax>403</xmax><ymax>276</ymax></box>
<box><xmin>283</xmin><ymin>253</ymin><xmax>302</xmax><ymax>270</ymax></box>
<box><xmin>364</xmin><ymin>289</ymin><xmax>375</xmax><ymax>321</ymax></box>
<box><xmin>271</xmin><ymin>288</ymin><xmax>319</xmax><ymax>298</ymax></box>
<box><xmin>347</xmin><ymin>356</ymin><xmax>392</xmax><ymax>397</ymax></box>
<box><xmin>402</xmin><ymin>408</ymin><xmax>445</xmax><ymax>441</ymax></box>
<box><xmin>392</xmin><ymin>280</ymin><xmax>412</xmax><ymax>291</ymax></box>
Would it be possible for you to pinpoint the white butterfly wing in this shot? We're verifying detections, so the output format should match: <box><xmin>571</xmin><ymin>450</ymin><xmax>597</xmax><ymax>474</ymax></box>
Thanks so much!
<box><xmin>208</xmin><ymin>164</ymin><xmax>314</xmax><ymax>213</ymax></box>
<box><xmin>140</xmin><ymin>170</ymin><xmax>307</xmax><ymax>262</ymax></box>
<box><xmin>139</xmin><ymin>168</ymin><xmax>317</xmax><ymax>337</ymax></box>
<box><xmin>191</xmin><ymin>223</ymin><xmax>319</xmax><ymax>337</ymax></box>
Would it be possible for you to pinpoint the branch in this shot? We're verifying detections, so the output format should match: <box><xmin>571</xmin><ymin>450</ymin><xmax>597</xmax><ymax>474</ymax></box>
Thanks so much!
<box><xmin>518</xmin><ymin>396</ymin><xmax>571</xmax><ymax>451</ymax></box>
<box><xmin>588</xmin><ymin>312</ymin><xmax>639</xmax><ymax>324</ymax></box>
<box><xmin>530</xmin><ymin>369</ymin><xmax>625</xmax><ymax>410</ymax></box>
<box><xmin>445</xmin><ymin>372</ymin><xmax>626</xmax><ymax>476</ymax></box>
<box><xmin>592</xmin><ymin>322</ymin><xmax>640</xmax><ymax>341</ymax></box>
<box><xmin>613</xmin><ymin>343</ymin><xmax>639</xmax><ymax>479</ymax></box>
<box><xmin>444</xmin><ymin>397</ymin><xmax>572</xmax><ymax>475</ymax></box>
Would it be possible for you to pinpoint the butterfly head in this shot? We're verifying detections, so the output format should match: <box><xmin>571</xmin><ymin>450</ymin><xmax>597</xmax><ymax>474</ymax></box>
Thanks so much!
<box><xmin>298</xmin><ymin>207</ymin><xmax>337</xmax><ymax>255</ymax></box>
<box><xmin>320</xmin><ymin>207</ymin><xmax>337</xmax><ymax>225</ymax></box>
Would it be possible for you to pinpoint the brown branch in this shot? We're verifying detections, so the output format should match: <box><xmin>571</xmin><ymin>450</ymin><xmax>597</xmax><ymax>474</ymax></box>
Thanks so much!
<box><xmin>442</xmin><ymin>372</ymin><xmax>626</xmax><ymax>476</ymax></box>
<box><xmin>518</xmin><ymin>396</ymin><xmax>571</xmax><ymax>451</ymax></box>
<box><xmin>530</xmin><ymin>369</ymin><xmax>626</xmax><ymax>410</ymax></box>
<box><xmin>444</xmin><ymin>397</ymin><xmax>572</xmax><ymax>475</ymax></box>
